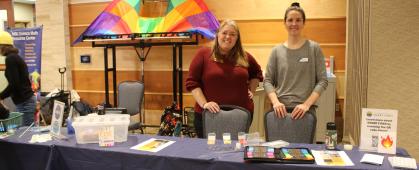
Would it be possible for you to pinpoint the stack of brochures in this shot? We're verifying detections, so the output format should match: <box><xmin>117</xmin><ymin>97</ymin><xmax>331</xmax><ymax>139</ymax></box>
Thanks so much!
<box><xmin>360</xmin><ymin>153</ymin><xmax>384</xmax><ymax>165</ymax></box>
<box><xmin>311</xmin><ymin>150</ymin><xmax>354</xmax><ymax>166</ymax></box>
<box><xmin>388</xmin><ymin>156</ymin><xmax>417</xmax><ymax>169</ymax></box>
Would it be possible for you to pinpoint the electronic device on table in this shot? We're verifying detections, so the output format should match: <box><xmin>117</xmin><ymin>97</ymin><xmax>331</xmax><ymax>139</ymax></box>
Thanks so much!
<box><xmin>244</xmin><ymin>146</ymin><xmax>315</xmax><ymax>164</ymax></box>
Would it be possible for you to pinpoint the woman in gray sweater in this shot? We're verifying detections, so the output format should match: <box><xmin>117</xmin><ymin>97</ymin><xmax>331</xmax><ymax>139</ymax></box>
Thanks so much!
<box><xmin>263</xmin><ymin>2</ymin><xmax>328</xmax><ymax>120</ymax></box>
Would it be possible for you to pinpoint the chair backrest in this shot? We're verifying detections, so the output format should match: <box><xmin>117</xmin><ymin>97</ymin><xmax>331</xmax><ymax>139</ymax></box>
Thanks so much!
<box><xmin>117</xmin><ymin>81</ymin><xmax>144</xmax><ymax>116</ymax></box>
<box><xmin>264</xmin><ymin>110</ymin><xmax>317</xmax><ymax>143</ymax></box>
<box><xmin>203</xmin><ymin>105</ymin><xmax>251</xmax><ymax>140</ymax></box>
<box><xmin>2</xmin><ymin>97</ymin><xmax>15</xmax><ymax>112</ymax></box>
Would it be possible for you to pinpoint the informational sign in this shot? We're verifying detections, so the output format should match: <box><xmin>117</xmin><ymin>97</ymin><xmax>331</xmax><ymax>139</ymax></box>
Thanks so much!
<box><xmin>8</xmin><ymin>27</ymin><xmax>42</xmax><ymax>95</ymax></box>
<box><xmin>50</xmin><ymin>100</ymin><xmax>65</xmax><ymax>137</ymax></box>
<box><xmin>359</xmin><ymin>108</ymin><xmax>398</xmax><ymax>153</ymax></box>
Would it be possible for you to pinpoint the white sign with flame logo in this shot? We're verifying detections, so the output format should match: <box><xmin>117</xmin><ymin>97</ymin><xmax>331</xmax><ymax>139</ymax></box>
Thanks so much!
<box><xmin>359</xmin><ymin>108</ymin><xmax>398</xmax><ymax>153</ymax></box>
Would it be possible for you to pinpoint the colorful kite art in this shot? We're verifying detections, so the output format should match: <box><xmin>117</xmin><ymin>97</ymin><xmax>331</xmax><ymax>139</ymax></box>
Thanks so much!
<box><xmin>74</xmin><ymin>0</ymin><xmax>219</xmax><ymax>44</ymax></box>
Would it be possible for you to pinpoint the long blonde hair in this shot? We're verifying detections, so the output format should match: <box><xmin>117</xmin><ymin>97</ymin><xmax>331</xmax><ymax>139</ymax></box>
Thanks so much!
<box><xmin>212</xmin><ymin>19</ymin><xmax>248</xmax><ymax>67</ymax></box>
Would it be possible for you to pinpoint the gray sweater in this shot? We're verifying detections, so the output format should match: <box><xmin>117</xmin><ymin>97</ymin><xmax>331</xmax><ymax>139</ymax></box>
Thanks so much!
<box><xmin>263</xmin><ymin>40</ymin><xmax>328</xmax><ymax>107</ymax></box>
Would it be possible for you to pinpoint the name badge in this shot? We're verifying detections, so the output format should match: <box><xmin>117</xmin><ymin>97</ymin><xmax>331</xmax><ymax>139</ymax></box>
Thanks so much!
<box><xmin>299</xmin><ymin>58</ymin><xmax>309</xmax><ymax>62</ymax></box>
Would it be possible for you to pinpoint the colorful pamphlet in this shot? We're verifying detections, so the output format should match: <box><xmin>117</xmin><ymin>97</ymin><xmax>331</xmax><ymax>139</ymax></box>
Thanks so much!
<box><xmin>130</xmin><ymin>138</ymin><xmax>175</xmax><ymax>152</ymax></box>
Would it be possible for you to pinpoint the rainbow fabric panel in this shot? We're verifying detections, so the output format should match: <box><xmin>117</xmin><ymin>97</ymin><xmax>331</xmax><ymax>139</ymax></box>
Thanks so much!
<box><xmin>74</xmin><ymin>0</ymin><xmax>219</xmax><ymax>44</ymax></box>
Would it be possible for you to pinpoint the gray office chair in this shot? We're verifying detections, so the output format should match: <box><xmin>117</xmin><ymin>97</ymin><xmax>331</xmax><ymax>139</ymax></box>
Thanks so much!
<box><xmin>117</xmin><ymin>81</ymin><xmax>144</xmax><ymax>130</ymax></box>
<box><xmin>203</xmin><ymin>105</ymin><xmax>251</xmax><ymax>140</ymax></box>
<box><xmin>2</xmin><ymin>97</ymin><xmax>16</xmax><ymax>112</ymax></box>
<box><xmin>264</xmin><ymin>109</ymin><xmax>317</xmax><ymax>143</ymax></box>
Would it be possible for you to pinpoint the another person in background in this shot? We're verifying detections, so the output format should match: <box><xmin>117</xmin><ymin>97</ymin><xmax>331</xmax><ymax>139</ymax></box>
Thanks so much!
<box><xmin>263</xmin><ymin>3</ymin><xmax>328</xmax><ymax>120</ymax></box>
<box><xmin>0</xmin><ymin>31</ymin><xmax>36</xmax><ymax>126</ymax></box>
<box><xmin>186</xmin><ymin>19</ymin><xmax>263</xmax><ymax>138</ymax></box>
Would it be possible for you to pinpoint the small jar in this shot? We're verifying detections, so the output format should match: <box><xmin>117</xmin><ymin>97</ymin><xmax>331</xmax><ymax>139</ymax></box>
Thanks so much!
<box><xmin>325</xmin><ymin>122</ymin><xmax>337</xmax><ymax>150</ymax></box>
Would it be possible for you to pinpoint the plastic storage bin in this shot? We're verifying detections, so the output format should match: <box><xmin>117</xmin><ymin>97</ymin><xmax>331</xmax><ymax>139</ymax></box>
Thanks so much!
<box><xmin>72</xmin><ymin>114</ymin><xmax>130</xmax><ymax>144</ymax></box>
<box><xmin>0</xmin><ymin>112</ymin><xmax>23</xmax><ymax>132</ymax></box>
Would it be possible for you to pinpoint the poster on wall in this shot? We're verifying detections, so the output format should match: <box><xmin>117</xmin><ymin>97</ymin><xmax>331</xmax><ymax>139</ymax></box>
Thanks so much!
<box><xmin>8</xmin><ymin>26</ymin><xmax>42</xmax><ymax>96</ymax></box>
<box><xmin>359</xmin><ymin>108</ymin><xmax>398</xmax><ymax>154</ymax></box>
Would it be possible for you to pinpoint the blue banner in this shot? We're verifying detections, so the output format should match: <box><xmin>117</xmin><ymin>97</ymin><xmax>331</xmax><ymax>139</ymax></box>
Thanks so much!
<box><xmin>8</xmin><ymin>26</ymin><xmax>42</xmax><ymax>94</ymax></box>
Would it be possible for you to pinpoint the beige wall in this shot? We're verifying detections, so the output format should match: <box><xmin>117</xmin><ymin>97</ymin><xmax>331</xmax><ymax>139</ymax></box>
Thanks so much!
<box><xmin>14</xmin><ymin>2</ymin><xmax>34</xmax><ymax>27</ymax></box>
<box><xmin>36</xmin><ymin>0</ymin><xmax>72</xmax><ymax>92</ymax></box>
<box><xmin>368</xmin><ymin>0</ymin><xmax>419</xmax><ymax>159</ymax></box>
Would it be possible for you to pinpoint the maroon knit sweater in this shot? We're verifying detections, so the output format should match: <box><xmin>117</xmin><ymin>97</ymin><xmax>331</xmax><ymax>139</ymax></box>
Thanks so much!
<box><xmin>185</xmin><ymin>47</ymin><xmax>263</xmax><ymax>114</ymax></box>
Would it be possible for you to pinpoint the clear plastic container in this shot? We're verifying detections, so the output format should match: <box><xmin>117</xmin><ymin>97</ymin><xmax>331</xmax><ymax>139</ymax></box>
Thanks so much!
<box><xmin>72</xmin><ymin>114</ymin><xmax>130</xmax><ymax>144</ymax></box>
<box><xmin>0</xmin><ymin>112</ymin><xmax>23</xmax><ymax>132</ymax></box>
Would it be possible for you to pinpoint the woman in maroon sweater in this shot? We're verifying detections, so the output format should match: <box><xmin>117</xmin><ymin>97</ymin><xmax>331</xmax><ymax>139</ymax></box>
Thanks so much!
<box><xmin>185</xmin><ymin>20</ymin><xmax>263</xmax><ymax>138</ymax></box>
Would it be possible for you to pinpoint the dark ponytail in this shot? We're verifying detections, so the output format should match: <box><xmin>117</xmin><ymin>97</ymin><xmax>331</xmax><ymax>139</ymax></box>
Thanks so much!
<box><xmin>291</xmin><ymin>2</ymin><xmax>300</xmax><ymax>7</ymax></box>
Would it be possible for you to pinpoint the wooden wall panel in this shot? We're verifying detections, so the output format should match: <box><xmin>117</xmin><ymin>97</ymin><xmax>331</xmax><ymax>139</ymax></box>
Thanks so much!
<box><xmin>72</xmin><ymin>43</ymin><xmax>345</xmax><ymax>73</ymax></box>
<box><xmin>70</xmin><ymin>26</ymin><xmax>90</xmax><ymax>47</ymax></box>
<box><xmin>303</xmin><ymin>19</ymin><xmax>346</xmax><ymax>43</ymax></box>
<box><xmin>238</xmin><ymin>18</ymin><xmax>346</xmax><ymax>44</ymax></box>
<box><xmin>73</xmin><ymin>69</ymin><xmax>346</xmax><ymax>110</ymax></box>
<box><xmin>78</xmin><ymin>91</ymin><xmax>196</xmax><ymax>110</ymax></box>
<box><xmin>69</xmin><ymin>2</ymin><xmax>107</xmax><ymax>25</ymax></box>
<box><xmin>321</xmin><ymin>45</ymin><xmax>346</xmax><ymax>71</ymax></box>
<box><xmin>244</xmin><ymin>44</ymin><xmax>346</xmax><ymax>72</ymax></box>
<box><xmin>205</xmin><ymin>0</ymin><xmax>346</xmax><ymax>20</ymax></box>
<box><xmin>71</xmin><ymin>46</ymin><xmax>201</xmax><ymax>71</ymax></box>
<box><xmin>72</xmin><ymin>70</ymin><xmax>189</xmax><ymax>92</ymax></box>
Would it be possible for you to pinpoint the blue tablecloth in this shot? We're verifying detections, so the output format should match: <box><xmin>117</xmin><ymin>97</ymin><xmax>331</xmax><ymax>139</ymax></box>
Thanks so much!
<box><xmin>0</xmin><ymin>127</ymin><xmax>413</xmax><ymax>170</ymax></box>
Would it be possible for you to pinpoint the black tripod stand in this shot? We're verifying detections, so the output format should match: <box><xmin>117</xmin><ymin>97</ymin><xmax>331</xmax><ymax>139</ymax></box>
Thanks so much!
<box><xmin>134</xmin><ymin>46</ymin><xmax>160</xmax><ymax>133</ymax></box>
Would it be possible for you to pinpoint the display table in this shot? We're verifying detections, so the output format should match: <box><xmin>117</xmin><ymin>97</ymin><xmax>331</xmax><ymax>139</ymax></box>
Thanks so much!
<box><xmin>0</xmin><ymin>128</ymin><xmax>54</xmax><ymax>170</ymax></box>
<box><xmin>0</xmin><ymin>127</ymin><xmax>414</xmax><ymax>170</ymax></box>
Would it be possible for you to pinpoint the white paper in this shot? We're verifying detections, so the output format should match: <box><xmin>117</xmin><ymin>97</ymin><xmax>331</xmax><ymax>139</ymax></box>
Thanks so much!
<box><xmin>311</xmin><ymin>150</ymin><xmax>354</xmax><ymax>166</ymax></box>
<box><xmin>360</xmin><ymin>153</ymin><xmax>384</xmax><ymax>165</ymax></box>
<box><xmin>359</xmin><ymin>108</ymin><xmax>398</xmax><ymax>152</ymax></box>
<box><xmin>28</xmin><ymin>134</ymin><xmax>52</xmax><ymax>143</ymax></box>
